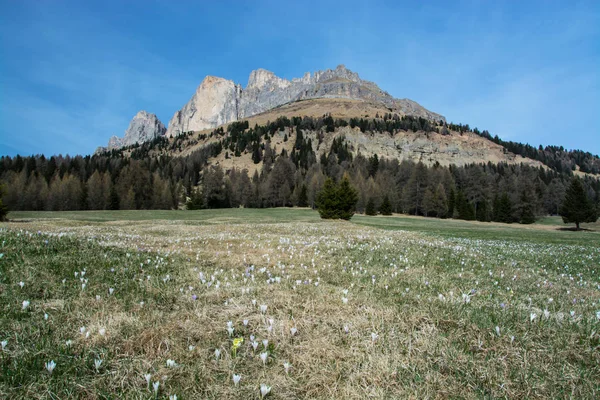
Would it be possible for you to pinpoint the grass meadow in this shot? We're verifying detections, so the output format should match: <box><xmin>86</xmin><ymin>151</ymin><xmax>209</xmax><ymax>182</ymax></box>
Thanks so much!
<box><xmin>1</xmin><ymin>209</ymin><xmax>599</xmax><ymax>399</ymax></box>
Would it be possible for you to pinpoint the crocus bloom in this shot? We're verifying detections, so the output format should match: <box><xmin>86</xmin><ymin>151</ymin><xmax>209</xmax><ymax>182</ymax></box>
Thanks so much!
<box><xmin>260</xmin><ymin>384</ymin><xmax>271</xmax><ymax>397</ymax></box>
<box><xmin>260</xmin><ymin>352</ymin><xmax>268</xmax><ymax>365</ymax></box>
<box><xmin>45</xmin><ymin>360</ymin><xmax>56</xmax><ymax>375</ymax></box>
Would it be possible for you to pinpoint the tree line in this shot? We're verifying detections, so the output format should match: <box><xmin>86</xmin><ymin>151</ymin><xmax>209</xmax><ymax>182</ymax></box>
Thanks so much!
<box><xmin>1</xmin><ymin>116</ymin><xmax>599</xmax><ymax>225</ymax></box>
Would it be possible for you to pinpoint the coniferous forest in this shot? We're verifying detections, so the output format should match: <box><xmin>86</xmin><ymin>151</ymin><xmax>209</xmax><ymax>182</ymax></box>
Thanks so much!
<box><xmin>1</xmin><ymin>115</ymin><xmax>599</xmax><ymax>225</ymax></box>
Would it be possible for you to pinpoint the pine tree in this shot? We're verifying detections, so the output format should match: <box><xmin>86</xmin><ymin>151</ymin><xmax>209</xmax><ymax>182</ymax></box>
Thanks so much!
<box><xmin>365</xmin><ymin>198</ymin><xmax>377</xmax><ymax>215</ymax></box>
<box><xmin>560</xmin><ymin>178</ymin><xmax>598</xmax><ymax>230</ymax></box>
<box><xmin>379</xmin><ymin>195</ymin><xmax>392</xmax><ymax>215</ymax></box>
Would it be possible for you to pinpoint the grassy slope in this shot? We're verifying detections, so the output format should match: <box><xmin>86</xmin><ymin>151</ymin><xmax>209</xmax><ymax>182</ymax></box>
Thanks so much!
<box><xmin>1</xmin><ymin>209</ymin><xmax>599</xmax><ymax>399</ymax></box>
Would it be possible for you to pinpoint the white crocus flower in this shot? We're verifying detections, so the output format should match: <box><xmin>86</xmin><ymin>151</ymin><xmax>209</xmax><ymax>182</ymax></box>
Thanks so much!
<box><xmin>45</xmin><ymin>360</ymin><xmax>56</xmax><ymax>375</ymax></box>
<box><xmin>260</xmin><ymin>352</ymin><xmax>268</xmax><ymax>365</ymax></box>
<box><xmin>260</xmin><ymin>384</ymin><xmax>271</xmax><ymax>398</ymax></box>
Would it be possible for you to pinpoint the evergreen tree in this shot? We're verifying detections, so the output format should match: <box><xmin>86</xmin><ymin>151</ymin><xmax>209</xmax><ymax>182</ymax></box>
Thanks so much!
<box><xmin>456</xmin><ymin>190</ymin><xmax>475</xmax><ymax>220</ymax></box>
<box><xmin>108</xmin><ymin>185</ymin><xmax>120</xmax><ymax>210</ymax></box>
<box><xmin>520</xmin><ymin>191</ymin><xmax>536</xmax><ymax>224</ymax></box>
<box><xmin>316</xmin><ymin>178</ymin><xmax>339</xmax><ymax>219</ymax></box>
<box><xmin>297</xmin><ymin>184</ymin><xmax>308</xmax><ymax>207</ymax></box>
<box><xmin>496</xmin><ymin>193</ymin><xmax>514</xmax><ymax>223</ymax></box>
<box><xmin>368</xmin><ymin>154</ymin><xmax>379</xmax><ymax>177</ymax></box>
<box><xmin>365</xmin><ymin>198</ymin><xmax>377</xmax><ymax>215</ymax></box>
<box><xmin>379</xmin><ymin>195</ymin><xmax>392</xmax><ymax>215</ymax></box>
<box><xmin>475</xmin><ymin>200</ymin><xmax>488</xmax><ymax>222</ymax></box>
<box><xmin>448</xmin><ymin>188</ymin><xmax>455</xmax><ymax>218</ymax></box>
<box><xmin>560</xmin><ymin>178</ymin><xmax>598</xmax><ymax>230</ymax></box>
<box><xmin>186</xmin><ymin>188</ymin><xmax>203</xmax><ymax>210</ymax></box>
<box><xmin>337</xmin><ymin>176</ymin><xmax>359</xmax><ymax>220</ymax></box>
<box><xmin>0</xmin><ymin>183</ymin><xmax>9</xmax><ymax>221</ymax></box>
<box><xmin>316</xmin><ymin>176</ymin><xmax>358</xmax><ymax>220</ymax></box>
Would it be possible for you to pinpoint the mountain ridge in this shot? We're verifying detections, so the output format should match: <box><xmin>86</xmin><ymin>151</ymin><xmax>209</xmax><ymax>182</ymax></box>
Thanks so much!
<box><xmin>101</xmin><ymin>65</ymin><xmax>445</xmax><ymax>151</ymax></box>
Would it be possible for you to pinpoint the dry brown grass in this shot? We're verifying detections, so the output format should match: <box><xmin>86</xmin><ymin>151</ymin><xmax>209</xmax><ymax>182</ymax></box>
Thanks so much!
<box><xmin>1</xmin><ymin>213</ymin><xmax>599</xmax><ymax>399</ymax></box>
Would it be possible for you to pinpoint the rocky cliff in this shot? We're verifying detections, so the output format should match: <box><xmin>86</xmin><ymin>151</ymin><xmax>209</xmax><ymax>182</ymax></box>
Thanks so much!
<box><xmin>165</xmin><ymin>65</ymin><xmax>445</xmax><ymax>137</ymax></box>
<box><xmin>102</xmin><ymin>65</ymin><xmax>445</xmax><ymax>150</ymax></box>
<box><xmin>102</xmin><ymin>111</ymin><xmax>166</xmax><ymax>151</ymax></box>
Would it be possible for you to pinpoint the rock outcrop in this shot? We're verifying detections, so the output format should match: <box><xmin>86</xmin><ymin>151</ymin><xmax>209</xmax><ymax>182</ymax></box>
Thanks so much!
<box><xmin>165</xmin><ymin>65</ymin><xmax>445</xmax><ymax>138</ymax></box>
<box><xmin>102</xmin><ymin>111</ymin><xmax>166</xmax><ymax>151</ymax></box>
<box><xmin>165</xmin><ymin>77</ymin><xmax>242</xmax><ymax>136</ymax></box>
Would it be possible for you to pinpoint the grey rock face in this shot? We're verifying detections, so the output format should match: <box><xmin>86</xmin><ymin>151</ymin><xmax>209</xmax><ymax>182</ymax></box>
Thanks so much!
<box><xmin>166</xmin><ymin>65</ymin><xmax>445</xmax><ymax>138</ymax></box>
<box><xmin>103</xmin><ymin>111</ymin><xmax>166</xmax><ymax>151</ymax></box>
<box><xmin>165</xmin><ymin>77</ymin><xmax>242</xmax><ymax>137</ymax></box>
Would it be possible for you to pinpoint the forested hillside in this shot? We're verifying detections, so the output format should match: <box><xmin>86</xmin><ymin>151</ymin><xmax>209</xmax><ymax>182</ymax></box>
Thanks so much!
<box><xmin>2</xmin><ymin>114</ymin><xmax>599</xmax><ymax>224</ymax></box>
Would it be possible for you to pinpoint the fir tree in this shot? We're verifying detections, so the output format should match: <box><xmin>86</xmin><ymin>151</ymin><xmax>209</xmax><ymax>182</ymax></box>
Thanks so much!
<box><xmin>560</xmin><ymin>178</ymin><xmax>598</xmax><ymax>230</ymax></box>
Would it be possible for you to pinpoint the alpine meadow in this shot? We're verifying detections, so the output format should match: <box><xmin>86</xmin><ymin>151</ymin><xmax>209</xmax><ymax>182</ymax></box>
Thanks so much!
<box><xmin>1</xmin><ymin>1</ymin><xmax>600</xmax><ymax>398</ymax></box>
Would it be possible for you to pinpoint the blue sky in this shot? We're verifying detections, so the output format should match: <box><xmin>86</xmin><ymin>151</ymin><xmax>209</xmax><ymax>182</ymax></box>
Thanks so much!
<box><xmin>1</xmin><ymin>0</ymin><xmax>598</xmax><ymax>157</ymax></box>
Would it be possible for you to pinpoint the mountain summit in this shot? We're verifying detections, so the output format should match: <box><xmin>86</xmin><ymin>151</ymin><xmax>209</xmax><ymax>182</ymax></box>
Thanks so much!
<box><xmin>102</xmin><ymin>66</ymin><xmax>444</xmax><ymax>150</ymax></box>
<box><xmin>101</xmin><ymin>111</ymin><xmax>166</xmax><ymax>152</ymax></box>
<box><xmin>165</xmin><ymin>65</ymin><xmax>445</xmax><ymax>138</ymax></box>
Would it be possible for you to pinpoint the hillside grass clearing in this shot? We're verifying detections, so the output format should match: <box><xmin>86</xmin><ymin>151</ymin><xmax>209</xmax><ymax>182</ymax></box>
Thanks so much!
<box><xmin>1</xmin><ymin>209</ymin><xmax>599</xmax><ymax>399</ymax></box>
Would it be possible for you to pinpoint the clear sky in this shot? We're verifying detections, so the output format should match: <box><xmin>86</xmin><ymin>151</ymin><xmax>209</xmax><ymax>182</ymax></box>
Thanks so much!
<box><xmin>1</xmin><ymin>0</ymin><xmax>598</xmax><ymax>157</ymax></box>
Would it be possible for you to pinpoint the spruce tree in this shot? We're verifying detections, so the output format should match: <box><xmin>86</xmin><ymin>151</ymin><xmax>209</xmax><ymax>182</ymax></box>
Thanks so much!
<box><xmin>379</xmin><ymin>195</ymin><xmax>393</xmax><ymax>215</ymax></box>
<box><xmin>520</xmin><ymin>192</ymin><xmax>535</xmax><ymax>224</ymax></box>
<box><xmin>316</xmin><ymin>176</ymin><xmax>358</xmax><ymax>220</ymax></box>
<box><xmin>365</xmin><ymin>198</ymin><xmax>377</xmax><ymax>216</ymax></box>
<box><xmin>316</xmin><ymin>178</ymin><xmax>340</xmax><ymax>219</ymax></box>
<box><xmin>496</xmin><ymin>193</ymin><xmax>513</xmax><ymax>223</ymax></box>
<box><xmin>336</xmin><ymin>176</ymin><xmax>358</xmax><ymax>220</ymax></box>
<box><xmin>0</xmin><ymin>183</ymin><xmax>9</xmax><ymax>221</ymax></box>
<box><xmin>186</xmin><ymin>188</ymin><xmax>203</xmax><ymax>210</ymax></box>
<box><xmin>448</xmin><ymin>188</ymin><xmax>455</xmax><ymax>218</ymax></box>
<box><xmin>560</xmin><ymin>178</ymin><xmax>598</xmax><ymax>230</ymax></box>
<box><xmin>297</xmin><ymin>184</ymin><xmax>308</xmax><ymax>207</ymax></box>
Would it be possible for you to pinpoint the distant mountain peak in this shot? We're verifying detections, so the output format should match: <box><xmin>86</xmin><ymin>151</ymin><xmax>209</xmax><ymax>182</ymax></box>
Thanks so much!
<box><xmin>101</xmin><ymin>66</ymin><xmax>445</xmax><ymax>150</ymax></box>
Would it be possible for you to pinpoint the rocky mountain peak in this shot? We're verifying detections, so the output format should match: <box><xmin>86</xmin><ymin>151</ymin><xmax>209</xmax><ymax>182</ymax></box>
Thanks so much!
<box><xmin>313</xmin><ymin>64</ymin><xmax>361</xmax><ymax>83</ymax></box>
<box><xmin>247</xmin><ymin>69</ymin><xmax>291</xmax><ymax>90</ymax></box>
<box><xmin>100</xmin><ymin>110</ymin><xmax>166</xmax><ymax>151</ymax></box>
<box><xmin>103</xmin><ymin>65</ymin><xmax>446</xmax><ymax>149</ymax></box>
